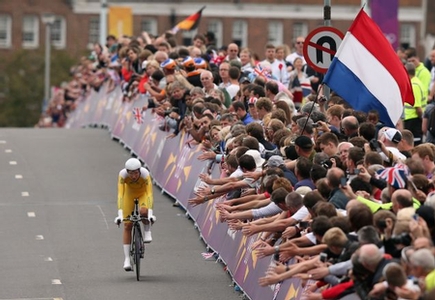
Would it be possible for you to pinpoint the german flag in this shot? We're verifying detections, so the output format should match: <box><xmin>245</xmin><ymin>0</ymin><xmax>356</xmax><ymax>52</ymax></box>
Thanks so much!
<box><xmin>172</xmin><ymin>6</ymin><xmax>206</xmax><ymax>34</ymax></box>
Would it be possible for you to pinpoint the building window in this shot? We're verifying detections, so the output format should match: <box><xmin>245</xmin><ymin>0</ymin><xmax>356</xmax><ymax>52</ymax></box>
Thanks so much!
<box><xmin>89</xmin><ymin>16</ymin><xmax>100</xmax><ymax>45</ymax></box>
<box><xmin>182</xmin><ymin>29</ymin><xmax>197</xmax><ymax>47</ymax></box>
<box><xmin>22</xmin><ymin>15</ymin><xmax>39</xmax><ymax>48</ymax></box>
<box><xmin>268</xmin><ymin>21</ymin><xmax>283</xmax><ymax>46</ymax></box>
<box><xmin>400</xmin><ymin>24</ymin><xmax>416</xmax><ymax>49</ymax></box>
<box><xmin>51</xmin><ymin>16</ymin><xmax>66</xmax><ymax>49</ymax></box>
<box><xmin>140</xmin><ymin>18</ymin><xmax>157</xmax><ymax>37</ymax></box>
<box><xmin>207</xmin><ymin>20</ymin><xmax>222</xmax><ymax>48</ymax></box>
<box><xmin>0</xmin><ymin>14</ymin><xmax>12</xmax><ymax>48</ymax></box>
<box><xmin>292</xmin><ymin>22</ymin><xmax>308</xmax><ymax>41</ymax></box>
<box><xmin>232</xmin><ymin>20</ymin><xmax>247</xmax><ymax>47</ymax></box>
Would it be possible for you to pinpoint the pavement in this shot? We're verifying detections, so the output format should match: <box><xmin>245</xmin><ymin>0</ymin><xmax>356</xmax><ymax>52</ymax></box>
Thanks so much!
<box><xmin>0</xmin><ymin>128</ymin><xmax>240</xmax><ymax>300</ymax></box>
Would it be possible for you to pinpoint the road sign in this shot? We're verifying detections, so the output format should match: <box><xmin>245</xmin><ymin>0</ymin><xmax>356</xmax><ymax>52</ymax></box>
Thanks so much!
<box><xmin>303</xmin><ymin>26</ymin><xmax>344</xmax><ymax>74</ymax></box>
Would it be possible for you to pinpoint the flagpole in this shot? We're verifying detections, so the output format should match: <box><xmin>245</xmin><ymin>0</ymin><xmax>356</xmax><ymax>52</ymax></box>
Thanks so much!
<box><xmin>323</xmin><ymin>0</ymin><xmax>331</xmax><ymax>101</ymax></box>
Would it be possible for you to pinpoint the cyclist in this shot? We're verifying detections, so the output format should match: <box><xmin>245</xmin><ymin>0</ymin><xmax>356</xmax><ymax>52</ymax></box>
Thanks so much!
<box><xmin>114</xmin><ymin>158</ymin><xmax>155</xmax><ymax>271</ymax></box>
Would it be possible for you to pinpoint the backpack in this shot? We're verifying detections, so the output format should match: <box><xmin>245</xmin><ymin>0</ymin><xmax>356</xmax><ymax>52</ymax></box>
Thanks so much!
<box><xmin>428</xmin><ymin>105</ymin><xmax>435</xmax><ymax>136</ymax></box>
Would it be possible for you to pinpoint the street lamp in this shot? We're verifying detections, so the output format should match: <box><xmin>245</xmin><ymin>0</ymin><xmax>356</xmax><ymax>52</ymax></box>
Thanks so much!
<box><xmin>41</xmin><ymin>13</ymin><xmax>56</xmax><ymax>111</ymax></box>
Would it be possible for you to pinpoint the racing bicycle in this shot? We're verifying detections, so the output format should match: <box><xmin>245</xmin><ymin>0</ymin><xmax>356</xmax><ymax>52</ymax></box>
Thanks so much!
<box><xmin>120</xmin><ymin>198</ymin><xmax>147</xmax><ymax>281</ymax></box>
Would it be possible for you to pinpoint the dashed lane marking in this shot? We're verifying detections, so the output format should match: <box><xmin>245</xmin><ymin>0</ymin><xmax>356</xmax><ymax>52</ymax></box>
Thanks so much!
<box><xmin>9</xmin><ymin>161</ymin><xmax>17</xmax><ymax>165</ymax></box>
<box><xmin>51</xmin><ymin>279</ymin><xmax>62</xmax><ymax>285</ymax></box>
<box><xmin>27</xmin><ymin>212</ymin><xmax>35</xmax><ymax>217</ymax></box>
<box><xmin>0</xmin><ymin>298</ymin><xmax>63</xmax><ymax>300</ymax></box>
<box><xmin>21</xmin><ymin>192</ymin><xmax>29</xmax><ymax>197</ymax></box>
<box><xmin>15</xmin><ymin>175</ymin><xmax>23</xmax><ymax>179</ymax></box>
<box><xmin>35</xmin><ymin>235</ymin><xmax>44</xmax><ymax>240</ymax></box>
<box><xmin>5</xmin><ymin>149</ymin><xmax>12</xmax><ymax>153</ymax></box>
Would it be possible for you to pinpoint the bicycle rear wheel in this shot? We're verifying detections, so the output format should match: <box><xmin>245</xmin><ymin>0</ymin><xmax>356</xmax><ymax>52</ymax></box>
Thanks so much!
<box><xmin>134</xmin><ymin>224</ymin><xmax>142</xmax><ymax>281</ymax></box>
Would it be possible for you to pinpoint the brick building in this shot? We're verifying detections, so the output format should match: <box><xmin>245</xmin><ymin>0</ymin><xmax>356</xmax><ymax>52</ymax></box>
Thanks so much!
<box><xmin>0</xmin><ymin>0</ymin><xmax>433</xmax><ymax>59</ymax></box>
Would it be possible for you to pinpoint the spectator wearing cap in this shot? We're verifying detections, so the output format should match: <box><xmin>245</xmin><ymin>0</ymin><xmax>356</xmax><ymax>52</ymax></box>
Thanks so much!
<box><xmin>266</xmin><ymin>155</ymin><xmax>298</xmax><ymax>186</ymax></box>
<box><xmin>200</xmin><ymin>70</ymin><xmax>218</xmax><ymax>97</ymax></box>
<box><xmin>239</xmin><ymin>48</ymin><xmax>254</xmax><ymax>74</ymax></box>
<box><xmin>379</xmin><ymin>128</ymin><xmax>407</xmax><ymax>162</ymax></box>
<box><xmin>294</xmin><ymin>136</ymin><xmax>314</xmax><ymax>159</ymax></box>
<box><xmin>194</xmin><ymin>57</ymin><xmax>207</xmax><ymax>70</ymax></box>
<box><xmin>247</xmin><ymin>97</ymin><xmax>260</xmax><ymax>123</ymax></box>
<box><xmin>326</xmin><ymin>167</ymin><xmax>349</xmax><ymax>209</ymax></box>
<box><xmin>182</xmin><ymin>56</ymin><xmax>202</xmax><ymax>87</ymax></box>
<box><xmin>411</xmin><ymin>144</ymin><xmax>435</xmax><ymax>178</ymax></box>
<box><xmin>160</xmin><ymin>58</ymin><xmax>177</xmax><ymax>76</ymax></box>
<box><xmin>296</xmin><ymin>116</ymin><xmax>314</xmax><ymax>137</ymax></box>
<box><xmin>230</xmin><ymin>101</ymin><xmax>253</xmax><ymax>125</ymax></box>
<box><xmin>225</xmin><ymin>43</ymin><xmax>240</xmax><ymax>62</ymax></box>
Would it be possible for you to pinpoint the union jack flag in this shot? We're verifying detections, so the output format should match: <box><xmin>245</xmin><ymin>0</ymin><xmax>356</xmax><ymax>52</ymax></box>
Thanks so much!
<box><xmin>377</xmin><ymin>165</ymin><xmax>409</xmax><ymax>189</ymax></box>
<box><xmin>201</xmin><ymin>252</ymin><xmax>215</xmax><ymax>260</ymax></box>
<box><xmin>254</xmin><ymin>65</ymin><xmax>272</xmax><ymax>81</ymax></box>
<box><xmin>132</xmin><ymin>107</ymin><xmax>143</xmax><ymax>125</ymax></box>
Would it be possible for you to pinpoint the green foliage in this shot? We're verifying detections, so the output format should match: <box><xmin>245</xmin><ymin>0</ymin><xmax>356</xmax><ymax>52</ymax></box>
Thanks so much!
<box><xmin>0</xmin><ymin>49</ymin><xmax>76</xmax><ymax>127</ymax></box>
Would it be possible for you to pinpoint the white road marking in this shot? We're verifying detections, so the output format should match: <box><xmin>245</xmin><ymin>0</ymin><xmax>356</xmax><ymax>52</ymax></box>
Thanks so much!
<box><xmin>15</xmin><ymin>175</ymin><xmax>23</xmax><ymax>179</ymax></box>
<box><xmin>0</xmin><ymin>140</ymin><xmax>6</xmax><ymax>144</ymax></box>
<box><xmin>5</xmin><ymin>149</ymin><xmax>12</xmax><ymax>153</ymax></box>
<box><xmin>21</xmin><ymin>192</ymin><xmax>29</xmax><ymax>197</ymax></box>
<box><xmin>0</xmin><ymin>298</ymin><xmax>63</xmax><ymax>300</ymax></box>
<box><xmin>51</xmin><ymin>279</ymin><xmax>62</xmax><ymax>285</ymax></box>
<box><xmin>9</xmin><ymin>161</ymin><xmax>17</xmax><ymax>165</ymax></box>
<box><xmin>97</xmin><ymin>205</ymin><xmax>109</xmax><ymax>230</ymax></box>
<box><xmin>35</xmin><ymin>235</ymin><xmax>44</xmax><ymax>240</ymax></box>
<box><xmin>27</xmin><ymin>212</ymin><xmax>35</xmax><ymax>217</ymax></box>
<box><xmin>44</xmin><ymin>257</ymin><xmax>53</xmax><ymax>262</ymax></box>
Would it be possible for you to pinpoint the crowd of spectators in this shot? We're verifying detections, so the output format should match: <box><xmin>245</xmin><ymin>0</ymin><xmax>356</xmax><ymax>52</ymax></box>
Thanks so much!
<box><xmin>39</xmin><ymin>28</ymin><xmax>435</xmax><ymax>300</ymax></box>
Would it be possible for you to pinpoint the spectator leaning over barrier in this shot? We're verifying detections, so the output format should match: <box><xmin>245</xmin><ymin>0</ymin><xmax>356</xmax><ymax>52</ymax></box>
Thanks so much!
<box><xmin>188</xmin><ymin>153</ymin><xmax>259</xmax><ymax>206</ymax></box>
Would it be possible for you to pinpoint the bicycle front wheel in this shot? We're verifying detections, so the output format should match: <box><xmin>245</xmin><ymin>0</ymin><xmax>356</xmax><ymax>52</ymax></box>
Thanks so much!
<box><xmin>134</xmin><ymin>224</ymin><xmax>142</xmax><ymax>281</ymax></box>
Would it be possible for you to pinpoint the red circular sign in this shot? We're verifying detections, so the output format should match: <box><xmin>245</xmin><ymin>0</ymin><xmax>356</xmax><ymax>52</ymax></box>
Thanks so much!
<box><xmin>303</xmin><ymin>26</ymin><xmax>345</xmax><ymax>74</ymax></box>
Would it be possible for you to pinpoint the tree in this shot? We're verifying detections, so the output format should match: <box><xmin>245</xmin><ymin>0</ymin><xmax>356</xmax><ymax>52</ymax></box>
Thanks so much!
<box><xmin>0</xmin><ymin>49</ymin><xmax>76</xmax><ymax>127</ymax></box>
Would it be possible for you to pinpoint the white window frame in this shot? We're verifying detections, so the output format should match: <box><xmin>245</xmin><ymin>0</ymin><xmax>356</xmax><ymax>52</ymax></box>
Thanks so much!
<box><xmin>51</xmin><ymin>16</ymin><xmax>66</xmax><ymax>49</ymax></box>
<box><xmin>22</xmin><ymin>15</ymin><xmax>39</xmax><ymax>48</ymax></box>
<box><xmin>400</xmin><ymin>23</ymin><xmax>416</xmax><ymax>48</ymax></box>
<box><xmin>292</xmin><ymin>22</ymin><xmax>308</xmax><ymax>42</ymax></box>
<box><xmin>89</xmin><ymin>16</ymin><xmax>100</xmax><ymax>46</ymax></box>
<box><xmin>232</xmin><ymin>20</ymin><xmax>247</xmax><ymax>48</ymax></box>
<box><xmin>0</xmin><ymin>14</ymin><xmax>12</xmax><ymax>48</ymax></box>
<box><xmin>140</xmin><ymin>18</ymin><xmax>157</xmax><ymax>37</ymax></box>
<box><xmin>268</xmin><ymin>21</ymin><xmax>283</xmax><ymax>46</ymax></box>
<box><xmin>207</xmin><ymin>20</ymin><xmax>222</xmax><ymax>48</ymax></box>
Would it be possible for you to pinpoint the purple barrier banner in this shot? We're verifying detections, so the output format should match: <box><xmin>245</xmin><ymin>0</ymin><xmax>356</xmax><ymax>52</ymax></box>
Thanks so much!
<box><xmin>65</xmin><ymin>84</ymin><xmax>306</xmax><ymax>300</ymax></box>
<box><xmin>371</xmin><ymin>0</ymin><xmax>399</xmax><ymax>50</ymax></box>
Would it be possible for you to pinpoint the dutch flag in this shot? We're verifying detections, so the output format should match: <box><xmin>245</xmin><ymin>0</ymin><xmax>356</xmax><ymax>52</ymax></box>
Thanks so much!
<box><xmin>324</xmin><ymin>9</ymin><xmax>414</xmax><ymax>127</ymax></box>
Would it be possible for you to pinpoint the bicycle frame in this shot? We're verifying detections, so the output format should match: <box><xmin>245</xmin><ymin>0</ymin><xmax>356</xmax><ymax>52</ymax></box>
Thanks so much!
<box><xmin>125</xmin><ymin>198</ymin><xmax>147</xmax><ymax>281</ymax></box>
